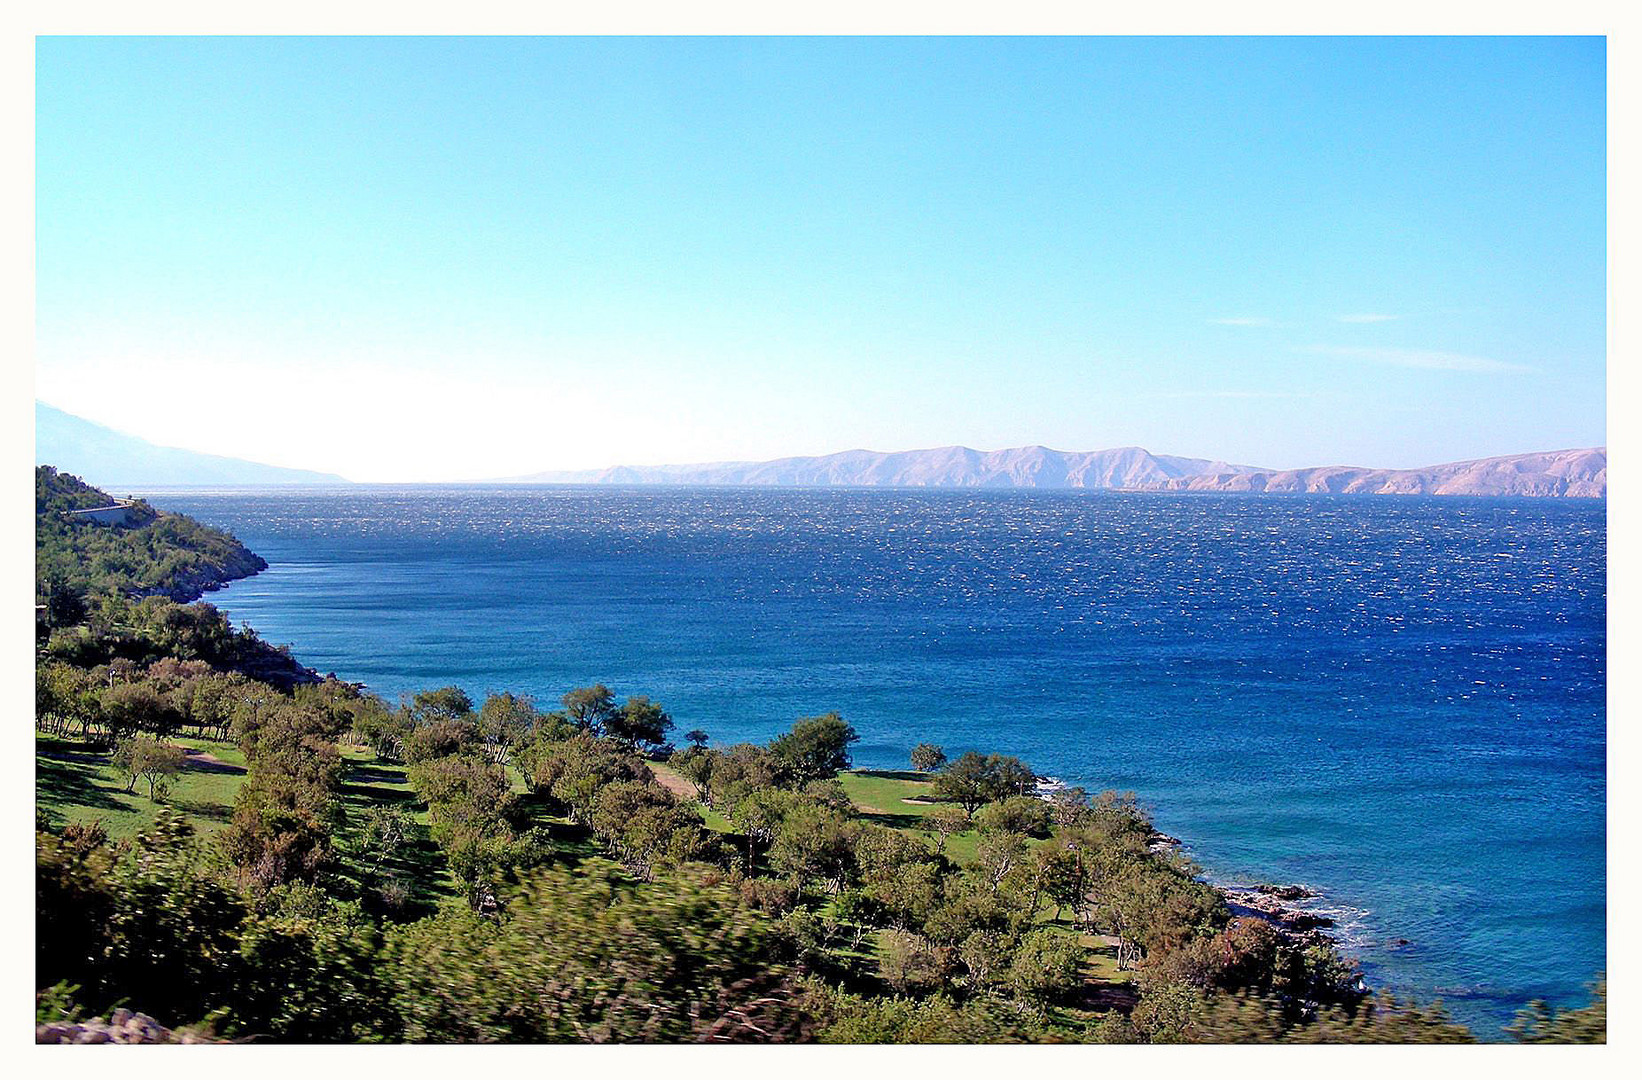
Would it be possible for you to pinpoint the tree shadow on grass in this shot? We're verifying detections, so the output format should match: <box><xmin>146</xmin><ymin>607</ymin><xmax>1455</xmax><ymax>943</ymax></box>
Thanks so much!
<box><xmin>342</xmin><ymin>781</ymin><xmax>419</xmax><ymax>805</ymax></box>
<box><xmin>855</xmin><ymin>769</ymin><xmax>929</xmax><ymax>782</ymax></box>
<box><xmin>180</xmin><ymin>750</ymin><xmax>246</xmax><ymax>775</ymax></box>
<box><xmin>1074</xmin><ymin>938</ymin><xmax>1139</xmax><ymax>1013</ymax></box>
<box><xmin>857</xmin><ymin>810</ymin><xmax>934</xmax><ymax>832</ymax></box>
<box><xmin>36</xmin><ymin>753</ymin><xmax>136</xmax><ymax>816</ymax></box>
<box><xmin>169</xmin><ymin>798</ymin><xmax>232</xmax><ymax>824</ymax></box>
<box><xmin>333</xmin><ymin>820</ymin><xmax>453</xmax><ymax>921</ymax></box>
<box><xmin>348</xmin><ymin>765</ymin><xmax>409</xmax><ymax>786</ymax></box>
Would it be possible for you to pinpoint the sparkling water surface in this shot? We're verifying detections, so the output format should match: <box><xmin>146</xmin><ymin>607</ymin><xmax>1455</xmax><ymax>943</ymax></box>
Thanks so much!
<box><xmin>148</xmin><ymin>485</ymin><xmax>1606</xmax><ymax>1037</ymax></box>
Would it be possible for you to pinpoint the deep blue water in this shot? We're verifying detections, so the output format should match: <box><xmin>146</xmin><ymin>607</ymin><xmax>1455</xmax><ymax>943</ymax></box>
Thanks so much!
<box><xmin>149</xmin><ymin>485</ymin><xmax>1606</xmax><ymax>1037</ymax></box>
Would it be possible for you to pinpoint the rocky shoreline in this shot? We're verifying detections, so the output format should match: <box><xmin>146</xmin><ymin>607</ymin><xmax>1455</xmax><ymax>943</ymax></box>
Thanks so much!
<box><xmin>137</xmin><ymin>547</ymin><xmax>269</xmax><ymax>604</ymax></box>
<box><xmin>1222</xmin><ymin>883</ymin><xmax>1337</xmax><ymax>934</ymax></box>
<box><xmin>1148</xmin><ymin>830</ymin><xmax>1364</xmax><ymax>948</ymax></box>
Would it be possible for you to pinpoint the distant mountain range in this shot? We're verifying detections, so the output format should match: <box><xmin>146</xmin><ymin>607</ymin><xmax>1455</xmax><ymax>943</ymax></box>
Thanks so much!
<box><xmin>504</xmin><ymin>445</ymin><xmax>1257</xmax><ymax>489</ymax></box>
<box><xmin>36</xmin><ymin>403</ymin><xmax>348</xmax><ymax>487</ymax></box>
<box><xmin>503</xmin><ymin>444</ymin><xmax>1606</xmax><ymax>497</ymax></box>
<box><xmin>36</xmin><ymin>398</ymin><xmax>1603</xmax><ymax>497</ymax></box>
<box><xmin>1145</xmin><ymin>447</ymin><xmax>1607</xmax><ymax>498</ymax></box>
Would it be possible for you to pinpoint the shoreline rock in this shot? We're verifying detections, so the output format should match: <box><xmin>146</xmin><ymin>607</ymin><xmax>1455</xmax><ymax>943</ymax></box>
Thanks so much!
<box><xmin>1222</xmin><ymin>884</ymin><xmax>1337</xmax><ymax>934</ymax></box>
<box><xmin>36</xmin><ymin>1010</ymin><xmax>217</xmax><ymax>1045</ymax></box>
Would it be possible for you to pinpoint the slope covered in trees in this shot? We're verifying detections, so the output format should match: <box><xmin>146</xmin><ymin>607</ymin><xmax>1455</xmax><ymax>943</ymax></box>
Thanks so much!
<box><xmin>37</xmin><ymin>466</ymin><xmax>268</xmax><ymax>606</ymax></box>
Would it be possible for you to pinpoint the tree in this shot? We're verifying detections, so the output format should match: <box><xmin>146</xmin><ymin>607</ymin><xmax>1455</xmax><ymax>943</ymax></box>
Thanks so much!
<box><xmin>409</xmin><ymin>755</ymin><xmax>517</xmax><ymax>839</ymax></box>
<box><xmin>686</xmin><ymin>729</ymin><xmax>710</xmax><ymax>750</ymax></box>
<box><xmin>957</xmin><ymin>928</ymin><xmax>1011</xmax><ymax>992</ymax></box>
<box><xmin>1033</xmin><ymin>840</ymin><xmax>1085</xmax><ymax>922</ymax></box>
<box><xmin>1006</xmin><ymin>928</ymin><xmax>1084</xmax><ymax>1010</ymax></box>
<box><xmin>1087</xmin><ymin>857</ymin><xmax>1224</xmax><ymax>971</ymax></box>
<box><xmin>38</xmin><ymin>812</ymin><xmax>247</xmax><ymax>1028</ymax></box>
<box><xmin>975</xmin><ymin>796</ymin><xmax>1051</xmax><ymax>838</ymax></box>
<box><xmin>528</xmin><ymin>731</ymin><xmax>651</xmax><ymax>821</ymax></box>
<box><xmin>476</xmin><ymin>692</ymin><xmax>538</xmax><ymax>764</ymax></box>
<box><xmin>42</xmin><ymin>571</ymin><xmax>87</xmax><ymax>628</ymax></box>
<box><xmin>932</xmin><ymin>752</ymin><xmax>1035</xmax><ymax>817</ymax></box>
<box><xmin>36</xmin><ymin>661</ymin><xmax>101</xmax><ymax>740</ymax></box>
<box><xmin>386</xmin><ymin>862</ymin><xmax>789</xmax><ymax>1043</ymax></box>
<box><xmin>353</xmin><ymin>704</ymin><xmax>415</xmax><ymax>763</ymax></box>
<box><xmin>100</xmin><ymin>681</ymin><xmax>182</xmax><ymax>742</ymax></box>
<box><xmin>909</xmin><ymin>743</ymin><xmax>947</xmax><ymax>773</ymax></box>
<box><xmin>221</xmin><ymin>772</ymin><xmax>338</xmax><ymax>891</ymax></box>
<box><xmin>408</xmin><ymin>686</ymin><xmax>474</xmax><ymax>723</ymax></box>
<box><xmin>699</xmin><ymin>743</ymin><xmax>789</xmax><ymax>808</ymax></box>
<box><xmin>769</xmin><ymin>713</ymin><xmax>859</xmax><ymax>785</ymax></box>
<box><xmin>671</xmin><ymin>745</ymin><xmax>714</xmax><ymax>798</ymax></box>
<box><xmin>356</xmin><ymin>805</ymin><xmax>414</xmax><ymax>875</ymax></box>
<box><xmin>769</xmin><ymin>802</ymin><xmax>859</xmax><ymax>893</ymax></box>
<box><xmin>589</xmin><ymin>781</ymin><xmax>703</xmax><ymax>880</ymax></box>
<box><xmin>926</xmin><ymin>804</ymin><xmax>972</xmax><ymax>856</ymax></box>
<box><xmin>111</xmin><ymin>736</ymin><xmax>186</xmax><ymax>800</ymax></box>
<box><xmin>730</xmin><ymin>786</ymin><xmax>796</xmax><ymax>871</ymax></box>
<box><xmin>855</xmin><ymin>826</ymin><xmax>941</xmax><ymax>929</ymax></box>
<box><xmin>606</xmin><ymin>695</ymin><xmax>674</xmax><ymax>752</ymax></box>
<box><xmin>231</xmin><ymin>886</ymin><xmax>391</xmax><ymax>1041</ymax></box>
<box><xmin>975</xmin><ymin>831</ymin><xmax>1030</xmax><ymax>894</ymax></box>
<box><xmin>562</xmin><ymin>684</ymin><xmax>619</xmax><ymax>734</ymax></box>
<box><xmin>1046</xmin><ymin>786</ymin><xmax>1093</xmax><ymax>828</ymax></box>
<box><xmin>936</xmin><ymin>752</ymin><xmax>995</xmax><ymax>815</ymax></box>
<box><xmin>877</xmin><ymin>930</ymin><xmax>946</xmax><ymax>996</ymax></box>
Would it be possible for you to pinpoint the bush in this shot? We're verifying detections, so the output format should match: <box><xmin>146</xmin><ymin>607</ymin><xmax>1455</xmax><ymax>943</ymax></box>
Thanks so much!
<box><xmin>878</xmin><ymin>930</ymin><xmax>947</xmax><ymax>996</ymax></box>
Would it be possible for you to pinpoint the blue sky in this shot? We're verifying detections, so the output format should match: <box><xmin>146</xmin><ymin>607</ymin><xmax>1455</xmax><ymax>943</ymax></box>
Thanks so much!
<box><xmin>36</xmin><ymin>36</ymin><xmax>1605</xmax><ymax>481</ymax></box>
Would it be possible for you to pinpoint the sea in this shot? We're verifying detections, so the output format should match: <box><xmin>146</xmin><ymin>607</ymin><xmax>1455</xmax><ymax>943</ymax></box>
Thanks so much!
<box><xmin>146</xmin><ymin>485</ymin><xmax>1606</xmax><ymax>1038</ymax></box>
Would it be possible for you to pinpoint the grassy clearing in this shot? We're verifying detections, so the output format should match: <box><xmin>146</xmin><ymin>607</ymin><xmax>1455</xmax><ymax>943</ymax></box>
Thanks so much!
<box><xmin>838</xmin><ymin>769</ymin><xmax>938</xmax><ymax>818</ymax></box>
<box><xmin>698</xmin><ymin>803</ymin><xmax>735</xmax><ymax>833</ymax></box>
<box><xmin>333</xmin><ymin>746</ymin><xmax>458</xmax><ymax>911</ymax></box>
<box><xmin>837</xmin><ymin>769</ymin><xmax>984</xmax><ymax>864</ymax></box>
<box><xmin>36</xmin><ymin>735</ymin><xmax>247</xmax><ymax>839</ymax></box>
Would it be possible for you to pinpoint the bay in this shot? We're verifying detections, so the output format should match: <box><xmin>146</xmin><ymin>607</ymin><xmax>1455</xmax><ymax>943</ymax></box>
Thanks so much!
<box><xmin>147</xmin><ymin>485</ymin><xmax>1606</xmax><ymax>1037</ymax></box>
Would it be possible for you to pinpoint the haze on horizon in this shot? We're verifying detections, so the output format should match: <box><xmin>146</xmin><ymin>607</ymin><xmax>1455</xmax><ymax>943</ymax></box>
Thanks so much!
<box><xmin>36</xmin><ymin>36</ymin><xmax>1605</xmax><ymax>483</ymax></box>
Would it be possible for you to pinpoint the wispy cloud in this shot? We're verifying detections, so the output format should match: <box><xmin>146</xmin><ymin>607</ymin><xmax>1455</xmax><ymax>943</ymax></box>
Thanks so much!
<box><xmin>1337</xmin><ymin>313</ymin><xmax>1400</xmax><ymax>323</ymax></box>
<box><xmin>1209</xmin><ymin>316</ymin><xmax>1279</xmax><ymax>328</ymax></box>
<box><xmin>1304</xmin><ymin>345</ymin><xmax>1535</xmax><ymax>374</ymax></box>
<box><xmin>1135</xmin><ymin>390</ymin><xmax>1319</xmax><ymax>402</ymax></box>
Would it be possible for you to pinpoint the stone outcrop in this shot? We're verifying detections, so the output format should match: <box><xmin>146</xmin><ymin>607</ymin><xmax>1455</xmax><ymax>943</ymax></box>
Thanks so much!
<box><xmin>36</xmin><ymin>1008</ymin><xmax>217</xmax><ymax>1045</ymax></box>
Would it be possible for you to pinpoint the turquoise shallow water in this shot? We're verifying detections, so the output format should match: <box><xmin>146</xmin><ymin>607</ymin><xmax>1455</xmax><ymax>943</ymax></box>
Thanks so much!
<box><xmin>149</xmin><ymin>485</ymin><xmax>1606</xmax><ymax>1037</ymax></box>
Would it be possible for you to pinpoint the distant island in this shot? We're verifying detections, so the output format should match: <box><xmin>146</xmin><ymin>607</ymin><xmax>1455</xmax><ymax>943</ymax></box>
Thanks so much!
<box><xmin>36</xmin><ymin>403</ymin><xmax>350</xmax><ymax>488</ymax></box>
<box><xmin>501</xmin><ymin>444</ymin><xmax>1607</xmax><ymax>498</ymax></box>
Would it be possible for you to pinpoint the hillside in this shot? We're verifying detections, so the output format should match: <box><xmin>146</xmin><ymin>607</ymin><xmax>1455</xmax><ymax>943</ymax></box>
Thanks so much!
<box><xmin>1141</xmin><ymin>447</ymin><xmax>1607</xmax><ymax>498</ymax></box>
<box><xmin>36</xmin><ymin>465</ymin><xmax>268</xmax><ymax>604</ymax></box>
<box><xmin>37</xmin><ymin>402</ymin><xmax>348</xmax><ymax>487</ymax></box>
<box><xmin>504</xmin><ymin>444</ymin><xmax>1258</xmax><ymax>489</ymax></box>
<box><xmin>503</xmin><ymin>443</ymin><xmax>1604</xmax><ymax>497</ymax></box>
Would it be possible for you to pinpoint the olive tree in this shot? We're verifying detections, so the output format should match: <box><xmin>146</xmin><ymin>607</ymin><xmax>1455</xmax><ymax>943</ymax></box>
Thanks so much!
<box><xmin>910</xmin><ymin>743</ymin><xmax>947</xmax><ymax>772</ymax></box>
<box><xmin>111</xmin><ymin>736</ymin><xmax>187</xmax><ymax>800</ymax></box>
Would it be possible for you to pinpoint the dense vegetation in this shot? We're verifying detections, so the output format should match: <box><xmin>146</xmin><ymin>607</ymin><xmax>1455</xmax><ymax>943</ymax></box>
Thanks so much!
<box><xmin>36</xmin><ymin>468</ymin><xmax>311</xmax><ymax>689</ymax></box>
<box><xmin>37</xmin><ymin>466</ymin><xmax>267</xmax><ymax>608</ymax></box>
<box><xmin>33</xmin><ymin>468</ymin><xmax>1604</xmax><ymax>1044</ymax></box>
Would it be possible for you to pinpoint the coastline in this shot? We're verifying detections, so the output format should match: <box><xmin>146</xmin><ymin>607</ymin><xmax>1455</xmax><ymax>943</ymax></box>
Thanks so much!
<box><xmin>133</xmin><ymin>486</ymin><xmax>1607</xmax><ymax>1036</ymax></box>
<box><xmin>1143</xmin><ymin>827</ymin><xmax>1366</xmax><ymax>970</ymax></box>
<box><xmin>141</xmin><ymin>552</ymin><xmax>267</xmax><ymax>604</ymax></box>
